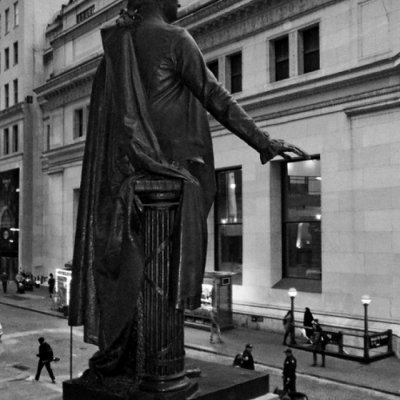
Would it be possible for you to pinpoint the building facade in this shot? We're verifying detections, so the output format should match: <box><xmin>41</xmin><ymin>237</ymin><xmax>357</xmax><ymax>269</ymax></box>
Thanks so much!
<box><xmin>0</xmin><ymin>0</ymin><xmax>65</xmax><ymax>280</ymax></box>
<box><xmin>34</xmin><ymin>0</ymin><xmax>400</xmax><ymax>354</ymax></box>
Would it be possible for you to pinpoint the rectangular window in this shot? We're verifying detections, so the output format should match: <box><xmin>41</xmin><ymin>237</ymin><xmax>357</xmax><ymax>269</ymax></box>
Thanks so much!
<box><xmin>45</xmin><ymin>124</ymin><xmax>51</xmax><ymax>151</ymax></box>
<box><xmin>13</xmin><ymin>79</ymin><xmax>18</xmax><ymax>104</ymax></box>
<box><xmin>5</xmin><ymin>8</ymin><xmax>9</xmax><ymax>34</ymax></box>
<box><xmin>13</xmin><ymin>2</ymin><xmax>19</xmax><ymax>27</ymax></box>
<box><xmin>301</xmin><ymin>25</ymin><xmax>320</xmax><ymax>73</ymax></box>
<box><xmin>76</xmin><ymin>5</ymin><xmax>95</xmax><ymax>24</ymax></box>
<box><xmin>4</xmin><ymin>84</ymin><xmax>9</xmax><ymax>108</ymax></box>
<box><xmin>3</xmin><ymin>128</ymin><xmax>9</xmax><ymax>155</ymax></box>
<box><xmin>4</xmin><ymin>48</ymin><xmax>9</xmax><ymax>70</ymax></box>
<box><xmin>13</xmin><ymin>42</ymin><xmax>18</xmax><ymax>65</ymax></box>
<box><xmin>12</xmin><ymin>125</ymin><xmax>18</xmax><ymax>152</ymax></box>
<box><xmin>207</xmin><ymin>60</ymin><xmax>219</xmax><ymax>80</ymax></box>
<box><xmin>228</xmin><ymin>52</ymin><xmax>242</xmax><ymax>93</ymax></box>
<box><xmin>282</xmin><ymin>158</ymin><xmax>321</xmax><ymax>280</ymax></box>
<box><xmin>215</xmin><ymin>168</ymin><xmax>243</xmax><ymax>285</ymax></box>
<box><xmin>73</xmin><ymin>108</ymin><xmax>84</xmax><ymax>139</ymax></box>
<box><xmin>273</xmin><ymin>35</ymin><xmax>289</xmax><ymax>81</ymax></box>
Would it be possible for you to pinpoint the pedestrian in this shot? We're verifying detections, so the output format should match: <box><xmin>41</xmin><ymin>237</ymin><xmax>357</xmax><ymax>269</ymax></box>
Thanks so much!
<box><xmin>311</xmin><ymin>319</ymin><xmax>326</xmax><ymax>367</ymax></box>
<box><xmin>35</xmin><ymin>337</ymin><xmax>56</xmax><ymax>383</ymax></box>
<box><xmin>241</xmin><ymin>343</ymin><xmax>255</xmax><ymax>370</ymax></box>
<box><xmin>282</xmin><ymin>348</ymin><xmax>297</xmax><ymax>394</ymax></box>
<box><xmin>209</xmin><ymin>307</ymin><xmax>223</xmax><ymax>344</ymax></box>
<box><xmin>282</xmin><ymin>310</ymin><xmax>295</xmax><ymax>345</ymax></box>
<box><xmin>1</xmin><ymin>271</ymin><xmax>8</xmax><ymax>293</ymax></box>
<box><xmin>303</xmin><ymin>307</ymin><xmax>314</xmax><ymax>343</ymax></box>
<box><xmin>48</xmin><ymin>273</ymin><xmax>55</xmax><ymax>298</ymax></box>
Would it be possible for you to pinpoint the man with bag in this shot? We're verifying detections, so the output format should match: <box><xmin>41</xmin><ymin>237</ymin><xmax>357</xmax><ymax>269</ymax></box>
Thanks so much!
<box><xmin>35</xmin><ymin>337</ymin><xmax>56</xmax><ymax>383</ymax></box>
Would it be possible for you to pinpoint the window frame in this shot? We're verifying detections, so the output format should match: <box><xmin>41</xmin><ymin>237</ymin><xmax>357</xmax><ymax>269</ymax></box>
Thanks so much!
<box><xmin>13</xmin><ymin>2</ymin><xmax>19</xmax><ymax>28</ymax></box>
<box><xmin>214</xmin><ymin>166</ymin><xmax>243</xmax><ymax>285</ymax></box>
<box><xmin>12</xmin><ymin>124</ymin><xmax>18</xmax><ymax>153</ymax></box>
<box><xmin>4</xmin><ymin>47</ymin><xmax>9</xmax><ymax>70</ymax></box>
<box><xmin>4</xmin><ymin>83</ymin><xmax>9</xmax><ymax>108</ymax></box>
<box><xmin>4</xmin><ymin>8</ymin><xmax>9</xmax><ymax>34</ymax></box>
<box><xmin>3</xmin><ymin>127</ymin><xmax>9</xmax><ymax>155</ymax></box>
<box><xmin>272</xmin><ymin>35</ymin><xmax>289</xmax><ymax>81</ymax></box>
<box><xmin>13</xmin><ymin>79</ymin><xmax>18</xmax><ymax>105</ymax></box>
<box><xmin>281</xmin><ymin>156</ymin><xmax>321</xmax><ymax>282</ymax></box>
<box><xmin>299</xmin><ymin>24</ymin><xmax>320</xmax><ymax>74</ymax></box>
<box><xmin>226</xmin><ymin>52</ymin><xmax>242</xmax><ymax>94</ymax></box>
<box><xmin>13</xmin><ymin>41</ymin><xmax>18</xmax><ymax>65</ymax></box>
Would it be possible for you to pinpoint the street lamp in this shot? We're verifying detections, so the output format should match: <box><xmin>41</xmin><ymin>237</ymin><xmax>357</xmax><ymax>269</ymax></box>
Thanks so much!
<box><xmin>361</xmin><ymin>294</ymin><xmax>371</xmax><ymax>362</ymax></box>
<box><xmin>288</xmin><ymin>287</ymin><xmax>297</xmax><ymax>345</ymax></box>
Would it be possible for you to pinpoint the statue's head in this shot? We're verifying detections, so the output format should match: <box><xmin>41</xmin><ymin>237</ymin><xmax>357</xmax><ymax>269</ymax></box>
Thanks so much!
<box><xmin>127</xmin><ymin>0</ymin><xmax>180</xmax><ymax>23</ymax></box>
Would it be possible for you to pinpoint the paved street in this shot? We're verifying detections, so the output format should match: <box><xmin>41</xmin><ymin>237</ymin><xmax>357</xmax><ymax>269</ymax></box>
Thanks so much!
<box><xmin>0</xmin><ymin>303</ymin><xmax>97</xmax><ymax>400</ymax></box>
<box><xmin>0</xmin><ymin>290</ymin><xmax>400</xmax><ymax>399</ymax></box>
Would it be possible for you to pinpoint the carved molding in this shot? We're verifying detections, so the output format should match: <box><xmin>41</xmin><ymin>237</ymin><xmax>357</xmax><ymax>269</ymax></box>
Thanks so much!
<box><xmin>179</xmin><ymin>0</ymin><xmax>344</xmax><ymax>52</ymax></box>
<box><xmin>41</xmin><ymin>140</ymin><xmax>85</xmax><ymax>173</ymax></box>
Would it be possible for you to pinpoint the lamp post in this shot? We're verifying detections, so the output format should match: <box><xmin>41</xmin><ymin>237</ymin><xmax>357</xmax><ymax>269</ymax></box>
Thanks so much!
<box><xmin>288</xmin><ymin>287</ymin><xmax>297</xmax><ymax>345</ymax></box>
<box><xmin>361</xmin><ymin>294</ymin><xmax>371</xmax><ymax>363</ymax></box>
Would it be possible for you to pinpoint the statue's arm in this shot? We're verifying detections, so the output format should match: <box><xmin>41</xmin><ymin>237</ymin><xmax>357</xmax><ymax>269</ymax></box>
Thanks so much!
<box><xmin>174</xmin><ymin>31</ymin><xmax>307</xmax><ymax>162</ymax></box>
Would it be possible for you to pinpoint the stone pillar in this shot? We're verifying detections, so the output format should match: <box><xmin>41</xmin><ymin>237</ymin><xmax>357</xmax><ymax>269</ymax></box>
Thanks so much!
<box><xmin>135</xmin><ymin>179</ymin><xmax>190</xmax><ymax>395</ymax></box>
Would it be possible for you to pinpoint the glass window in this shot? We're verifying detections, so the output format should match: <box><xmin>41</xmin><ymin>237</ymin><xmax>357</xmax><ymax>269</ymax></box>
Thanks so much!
<box><xmin>13</xmin><ymin>42</ymin><xmax>18</xmax><ymax>65</ymax></box>
<box><xmin>207</xmin><ymin>60</ymin><xmax>219</xmax><ymax>80</ymax></box>
<box><xmin>3</xmin><ymin>128</ymin><xmax>9</xmax><ymax>155</ymax></box>
<box><xmin>44</xmin><ymin>124</ymin><xmax>51</xmax><ymax>151</ymax></box>
<box><xmin>13</xmin><ymin>79</ymin><xmax>18</xmax><ymax>104</ymax></box>
<box><xmin>73</xmin><ymin>108</ymin><xmax>84</xmax><ymax>139</ymax></box>
<box><xmin>301</xmin><ymin>25</ymin><xmax>320</xmax><ymax>73</ymax></box>
<box><xmin>12</xmin><ymin>125</ymin><xmax>18</xmax><ymax>152</ymax></box>
<box><xmin>215</xmin><ymin>168</ymin><xmax>242</xmax><ymax>284</ymax></box>
<box><xmin>4</xmin><ymin>48</ymin><xmax>9</xmax><ymax>70</ymax></box>
<box><xmin>273</xmin><ymin>35</ymin><xmax>289</xmax><ymax>81</ymax></box>
<box><xmin>4</xmin><ymin>84</ymin><xmax>9</xmax><ymax>108</ymax></box>
<box><xmin>282</xmin><ymin>158</ymin><xmax>321</xmax><ymax>280</ymax></box>
<box><xmin>13</xmin><ymin>2</ymin><xmax>19</xmax><ymax>27</ymax></box>
<box><xmin>5</xmin><ymin>8</ymin><xmax>9</xmax><ymax>34</ymax></box>
<box><xmin>228</xmin><ymin>52</ymin><xmax>242</xmax><ymax>93</ymax></box>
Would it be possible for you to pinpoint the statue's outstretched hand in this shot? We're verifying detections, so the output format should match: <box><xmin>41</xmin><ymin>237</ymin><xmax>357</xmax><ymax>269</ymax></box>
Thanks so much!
<box><xmin>269</xmin><ymin>139</ymin><xmax>310</xmax><ymax>161</ymax></box>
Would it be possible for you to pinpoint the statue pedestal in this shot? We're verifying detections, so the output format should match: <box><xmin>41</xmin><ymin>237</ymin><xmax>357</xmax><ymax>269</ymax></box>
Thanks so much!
<box><xmin>63</xmin><ymin>357</ymin><xmax>269</xmax><ymax>400</ymax></box>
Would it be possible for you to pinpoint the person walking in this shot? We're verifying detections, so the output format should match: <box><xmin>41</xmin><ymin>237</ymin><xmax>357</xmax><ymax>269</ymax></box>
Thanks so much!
<box><xmin>1</xmin><ymin>271</ymin><xmax>8</xmax><ymax>293</ymax></box>
<box><xmin>282</xmin><ymin>348</ymin><xmax>297</xmax><ymax>394</ymax></box>
<box><xmin>311</xmin><ymin>319</ymin><xmax>326</xmax><ymax>367</ymax></box>
<box><xmin>209</xmin><ymin>307</ymin><xmax>223</xmax><ymax>344</ymax></box>
<box><xmin>282</xmin><ymin>310</ymin><xmax>295</xmax><ymax>345</ymax></box>
<box><xmin>303</xmin><ymin>307</ymin><xmax>314</xmax><ymax>343</ymax></box>
<box><xmin>48</xmin><ymin>273</ymin><xmax>55</xmax><ymax>298</ymax></box>
<box><xmin>241</xmin><ymin>343</ymin><xmax>255</xmax><ymax>370</ymax></box>
<box><xmin>35</xmin><ymin>337</ymin><xmax>56</xmax><ymax>383</ymax></box>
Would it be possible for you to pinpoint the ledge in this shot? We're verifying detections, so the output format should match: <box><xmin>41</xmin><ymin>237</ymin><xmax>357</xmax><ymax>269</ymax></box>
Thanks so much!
<box><xmin>272</xmin><ymin>278</ymin><xmax>322</xmax><ymax>294</ymax></box>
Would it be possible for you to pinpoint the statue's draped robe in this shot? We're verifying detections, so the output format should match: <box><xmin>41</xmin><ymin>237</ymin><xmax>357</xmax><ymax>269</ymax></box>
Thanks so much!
<box><xmin>69</xmin><ymin>16</ymin><xmax>281</xmax><ymax>374</ymax></box>
<box><xmin>68</xmin><ymin>26</ymin><xmax>207</xmax><ymax>373</ymax></box>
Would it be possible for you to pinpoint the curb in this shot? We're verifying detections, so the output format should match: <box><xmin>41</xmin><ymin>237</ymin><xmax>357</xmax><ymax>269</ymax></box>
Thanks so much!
<box><xmin>0</xmin><ymin>300</ymin><xmax>66</xmax><ymax>320</ymax></box>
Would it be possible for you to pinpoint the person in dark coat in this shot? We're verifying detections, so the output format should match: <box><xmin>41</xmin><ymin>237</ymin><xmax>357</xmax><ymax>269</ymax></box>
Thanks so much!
<box><xmin>35</xmin><ymin>337</ymin><xmax>56</xmax><ymax>383</ymax></box>
<box><xmin>282</xmin><ymin>310</ymin><xmax>295</xmax><ymax>345</ymax></box>
<box><xmin>1</xmin><ymin>271</ymin><xmax>8</xmax><ymax>293</ymax></box>
<box><xmin>311</xmin><ymin>319</ymin><xmax>326</xmax><ymax>367</ymax></box>
<box><xmin>283</xmin><ymin>348</ymin><xmax>297</xmax><ymax>394</ymax></box>
<box><xmin>48</xmin><ymin>273</ymin><xmax>55</xmax><ymax>298</ymax></box>
<box><xmin>241</xmin><ymin>343</ymin><xmax>255</xmax><ymax>370</ymax></box>
<box><xmin>68</xmin><ymin>0</ymin><xmax>308</xmax><ymax>376</ymax></box>
<box><xmin>303</xmin><ymin>307</ymin><xmax>314</xmax><ymax>342</ymax></box>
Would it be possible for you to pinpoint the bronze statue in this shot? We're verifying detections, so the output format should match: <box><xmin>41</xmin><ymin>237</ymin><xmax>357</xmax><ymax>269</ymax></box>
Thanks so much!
<box><xmin>68</xmin><ymin>0</ymin><xmax>307</xmax><ymax>378</ymax></box>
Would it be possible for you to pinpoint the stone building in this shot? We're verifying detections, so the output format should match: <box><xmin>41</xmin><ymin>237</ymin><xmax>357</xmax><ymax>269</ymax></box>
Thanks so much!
<box><xmin>0</xmin><ymin>0</ymin><xmax>65</xmax><ymax>279</ymax></box>
<box><xmin>34</xmin><ymin>0</ymin><xmax>400</xmax><ymax>354</ymax></box>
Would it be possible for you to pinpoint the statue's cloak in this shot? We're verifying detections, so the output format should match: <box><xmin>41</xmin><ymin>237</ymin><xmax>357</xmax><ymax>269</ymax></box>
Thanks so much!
<box><xmin>68</xmin><ymin>24</ymin><xmax>207</xmax><ymax>355</ymax></box>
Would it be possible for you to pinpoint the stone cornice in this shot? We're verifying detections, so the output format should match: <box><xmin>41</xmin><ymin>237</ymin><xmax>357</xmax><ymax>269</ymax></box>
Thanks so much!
<box><xmin>41</xmin><ymin>141</ymin><xmax>85</xmax><ymax>174</ymax></box>
<box><xmin>0</xmin><ymin>103</ymin><xmax>24</xmax><ymax>120</ymax></box>
<box><xmin>35</xmin><ymin>55</ymin><xmax>102</xmax><ymax>107</ymax></box>
<box><xmin>50</xmin><ymin>0</ymin><xmax>123</xmax><ymax>50</ymax></box>
<box><xmin>179</xmin><ymin>0</ymin><xmax>344</xmax><ymax>52</ymax></box>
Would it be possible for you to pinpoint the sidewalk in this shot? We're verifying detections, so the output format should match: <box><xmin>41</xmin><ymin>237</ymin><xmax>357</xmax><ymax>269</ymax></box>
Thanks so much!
<box><xmin>1</xmin><ymin>287</ymin><xmax>399</xmax><ymax>397</ymax></box>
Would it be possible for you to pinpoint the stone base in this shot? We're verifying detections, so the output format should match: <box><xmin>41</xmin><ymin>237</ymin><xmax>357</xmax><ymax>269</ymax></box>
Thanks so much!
<box><xmin>63</xmin><ymin>358</ymin><xmax>269</xmax><ymax>400</ymax></box>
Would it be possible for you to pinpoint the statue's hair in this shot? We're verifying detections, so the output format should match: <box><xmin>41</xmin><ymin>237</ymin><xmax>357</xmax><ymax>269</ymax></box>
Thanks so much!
<box><xmin>127</xmin><ymin>0</ymin><xmax>160</xmax><ymax>11</ymax></box>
